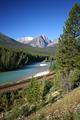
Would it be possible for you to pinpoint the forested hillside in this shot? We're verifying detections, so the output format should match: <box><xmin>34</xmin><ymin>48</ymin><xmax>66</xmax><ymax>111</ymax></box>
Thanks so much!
<box><xmin>0</xmin><ymin>33</ymin><xmax>56</xmax><ymax>56</ymax></box>
<box><xmin>0</xmin><ymin>33</ymin><xmax>56</xmax><ymax>71</ymax></box>
<box><xmin>0</xmin><ymin>46</ymin><xmax>46</xmax><ymax>71</ymax></box>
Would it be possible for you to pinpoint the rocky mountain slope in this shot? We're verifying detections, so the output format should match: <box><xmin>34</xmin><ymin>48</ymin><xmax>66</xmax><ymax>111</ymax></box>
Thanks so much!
<box><xmin>0</xmin><ymin>33</ymin><xmax>56</xmax><ymax>56</ymax></box>
<box><xmin>17</xmin><ymin>37</ymin><xmax>33</xmax><ymax>44</ymax></box>
<box><xmin>17</xmin><ymin>35</ymin><xmax>57</xmax><ymax>48</ymax></box>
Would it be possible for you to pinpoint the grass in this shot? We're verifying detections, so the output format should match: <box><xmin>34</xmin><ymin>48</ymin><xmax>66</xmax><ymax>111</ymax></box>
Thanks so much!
<box><xmin>26</xmin><ymin>87</ymin><xmax>80</xmax><ymax>120</ymax></box>
<box><xmin>0</xmin><ymin>74</ymin><xmax>80</xmax><ymax>120</ymax></box>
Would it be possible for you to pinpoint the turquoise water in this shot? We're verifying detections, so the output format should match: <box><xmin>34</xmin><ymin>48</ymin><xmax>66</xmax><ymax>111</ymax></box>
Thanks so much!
<box><xmin>0</xmin><ymin>62</ymin><xmax>49</xmax><ymax>85</ymax></box>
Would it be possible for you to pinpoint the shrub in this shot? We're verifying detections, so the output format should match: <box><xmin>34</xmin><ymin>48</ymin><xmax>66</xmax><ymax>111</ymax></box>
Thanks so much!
<box><xmin>49</xmin><ymin>60</ymin><xmax>56</xmax><ymax>71</ymax></box>
<box><xmin>20</xmin><ymin>104</ymin><xmax>30</xmax><ymax>117</ymax></box>
<box><xmin>73</xmin><ymin>104</ymin><xmax>80</xmax><ymax>120</ymax></box>
<box><xmin>68</xmin><ymin>68</ymin><xmax>80</xmax><ymax>89</ymax></box>
<box><xmin>53</xmin><ymin>70</ymin><xmax>63</xmax><ymax>91</ymax></box>
<box><xmin>4</xmin><ymin>106</ymin><xmax>21</xmax><ymax>120</ymax></box>
<box><xmin>39</xmin><ymin>113</ymin><xmax>46</xmax><ymax>120</ymax></box>
<box><xmin>26</xmin><ymin>78</ymin><xmax>42</xmax><ymax>107</ymax></box>
<box><xmin>42</xmin><ymin>80</ymin><xmax>53</xmax><ymax>97</ymax></box>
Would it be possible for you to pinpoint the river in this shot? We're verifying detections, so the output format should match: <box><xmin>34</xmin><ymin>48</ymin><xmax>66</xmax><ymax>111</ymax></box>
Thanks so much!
<box><xmin>0</xmin><ymin>62</ymin><xmax>49</xmax><ymax>85</ymax></box>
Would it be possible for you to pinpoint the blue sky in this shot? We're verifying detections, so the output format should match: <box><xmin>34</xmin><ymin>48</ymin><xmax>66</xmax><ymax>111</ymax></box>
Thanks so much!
<box><xmin>0</xmin><ymin>0</ymin><xmax>80</xmax><ymax>40</ymax></box>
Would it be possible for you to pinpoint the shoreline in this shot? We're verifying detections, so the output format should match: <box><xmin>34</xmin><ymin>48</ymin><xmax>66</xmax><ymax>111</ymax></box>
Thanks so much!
<box><xmin>34</xmin><ymin>70</ymin><xmax>49</xmax><ymax>77</ymax></box>
<box><xmin>0</xmin><ymin>62</ymin><xmax>49</xmax><ymax>85</ymax></box>
<box><xmin>0</xmin><ymin>70</ymin><xmax>50</xmax><ymax>86</ymax></box>
<box><xmin>17</xmin><ymin>70</ymin><xmax>50</xmax><ymax>82</ymax></box>
<box><xmin>0</xmin><ymin>71</ymin><xmax>54</xmax><ymax>94</ymax></box>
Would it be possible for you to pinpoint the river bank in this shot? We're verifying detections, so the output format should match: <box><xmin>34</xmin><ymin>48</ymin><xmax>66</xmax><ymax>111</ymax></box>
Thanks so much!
<box><xmin>0</xmin><ymin>71</ymin><xmax>54</xmax><ymax>93</ymax></box>
<box><xmin>0</xmin><ymin>62</ymin><xmax>50</xmax><ymax>85</ymax></box>
<box><xmin>15</xmin><ymin>70</ymin><xmax>50</xmax><ymax>84</ymax></box>
<box><xmin>26</xmin><ymin>70</ymin><xmax>49</xmax><ymax>79</ymax></box>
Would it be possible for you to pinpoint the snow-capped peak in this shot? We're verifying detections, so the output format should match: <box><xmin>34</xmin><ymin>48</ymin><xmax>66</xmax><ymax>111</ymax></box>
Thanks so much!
<box><xmin>17</xmin><ymin>35</ymin><xmax>58</xmax><ymax>48</ymax></box>
<box><xmin>17</xmin><ymin>37</ymin><xmax>33</xmax><ymax>44</ymax></box>
<box><xmin>25</xmin><ymin>37</ymin><xmax>33</xmax><ymax>41</ymax></box>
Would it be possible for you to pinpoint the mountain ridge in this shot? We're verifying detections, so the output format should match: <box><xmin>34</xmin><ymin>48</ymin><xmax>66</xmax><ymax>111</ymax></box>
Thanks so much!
<box><xmin>17</xmin><ymin>35</ymin><xmax>57</xmax><ymax>48</ymax></box>
<box><xmin>0</xmin><ymin>32</ymin><xmax>56</xmax><ymax>56</ymax></box>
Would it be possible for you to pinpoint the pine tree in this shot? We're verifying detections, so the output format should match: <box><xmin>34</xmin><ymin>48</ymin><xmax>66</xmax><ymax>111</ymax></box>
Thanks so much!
<box><xmin>56</xmin><ymin>3</ymin><xmax>80</xmax><ymax>72</ymax></box>
<box><xmin>26</xmin><ymin>78</ymin><xmax>42</xmax><ymax>107</ymax></box>
<box><xmin>55</xmin><ymin>3</ymin><xmax>80</xmax><ymax>90</ymax></box>
<box><xmin>56</xmin><ymin>35</ymin><xmax>78</xmax><ymax>71</ymax></box>
<box><xmin>64</xmin><ymin>3</ymin><xmax>80</xmax><ymax>38</ymax></box>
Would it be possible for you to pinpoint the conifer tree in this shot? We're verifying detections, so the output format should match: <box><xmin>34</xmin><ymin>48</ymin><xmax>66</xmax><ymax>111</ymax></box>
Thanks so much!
<box><xmin>64</xmin><ymin>3</ymin><xmax>80</xmax><ymax>38</ymax></box>
<box><xmin>56</xmin><ymin>3</ymin><xmax>80</xmax><ymax>72</ymax></box>
<box><xmin>26</xmin><ymin>78</ymin><xmax>42</xmax><ymax>107</ymax></box>
<box><xmin>56</xmin><ymin>3</ymin><xmax>80</xmax><ymax>90</ymax></box>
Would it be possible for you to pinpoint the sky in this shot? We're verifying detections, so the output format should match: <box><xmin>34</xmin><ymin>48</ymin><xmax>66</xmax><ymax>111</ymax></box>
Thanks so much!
<box><xmin>0</xmin><ymin>0</ymin><xmax>80</xmax><ymax>40</ymax></box>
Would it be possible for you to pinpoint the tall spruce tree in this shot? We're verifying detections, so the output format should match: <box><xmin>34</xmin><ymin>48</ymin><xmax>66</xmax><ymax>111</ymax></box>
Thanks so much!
<box><xmin>64</xmin><ymin>3</ymin><xmax>80</xmax><ymax>38</ymax></box>
<box><xmin>56</xmin><ymin>3</ymin><xmax>80</xmax><ymax>90</ymax></box>
<box><xmin>56</xmin><ymin>3</ymin><xmax>80</xmax><ymax>72</ymax></box>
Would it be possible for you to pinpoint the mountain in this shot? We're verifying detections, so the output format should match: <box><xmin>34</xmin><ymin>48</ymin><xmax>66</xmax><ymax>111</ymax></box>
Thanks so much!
<box><xmin>17</xmin><ymin>35</ymin><xmax>57</xmax><ymax>48</ymax></box>
<box><xmin>0</xmin><ymin>33</ymin><xmax>56</xmax><ymax>56</ymax></box>
<box><xmin>47</xmin><ymin>39</ymin><xmax>58</xmax><ymax>47</ymax></box>
<box><xmin>17</xmin><ymin>37</ymin><xmax>33</xmax><ymax>44</ymax></box>
<box><xmin>0</xmin><ymin>32</ymin><xmax>23</xmax><ymax>47</ymax></box>
<box><xmin>28</xmin><ymin>35</ymin><xmax>52</xmax><ymax>48</ymax></box>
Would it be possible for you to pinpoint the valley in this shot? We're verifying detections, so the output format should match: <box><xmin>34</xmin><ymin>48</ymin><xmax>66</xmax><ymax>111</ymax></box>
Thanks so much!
<box><xmin>0</xmin><ymin>2</ymin><xmax>80</xmax><ymax>120</ymax></box>
<box><xmin>0</xmin><ymin>33</ymin><xmax>56</xmax><ymax>72</ymax></box>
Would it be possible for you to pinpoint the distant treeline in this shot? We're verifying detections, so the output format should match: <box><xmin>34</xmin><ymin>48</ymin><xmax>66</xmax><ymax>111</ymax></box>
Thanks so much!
<box><xmin>0</xmin><ymin>32</ymin><xmax>56</xmax><ymax>71</ymax></box>
<box><xmin>0</xmin><ymin>46</ymin><xmax>46</xmax><ymax>71</ymax></box>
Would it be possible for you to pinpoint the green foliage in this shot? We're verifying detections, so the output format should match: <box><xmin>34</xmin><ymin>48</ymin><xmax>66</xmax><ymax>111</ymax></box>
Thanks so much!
<box><xmin>68</xmin><ymin>68</ymin><xmax>80</xmax><ymax>89</ymax></box>
<box><xmin>73</xmin><ymin>105</ymin><xmax>80</xmax><ymax>120</ymax></box>
<box><xmin>49</xmin><ymin>58</ymin><xmax>56</xmax><ymax>71</ymax></box>
<box><xmin>0</xmin><ymin>90</ymin><xmax>26</xmax><ymax>113</ymax></box>
<box><xmin>0</xmin><ymin>92</ymin><xmax>14</xmax><ymax>111</ymax></box>
<box><xmin>55</xmin><ymin>3</ymin><xmax>80</xmax><ymax>91</ymax></box>
<box><xmin>0</xmin><ymin>33</ymin><xmax>56</xmax><ymax>71</ymax></box>
<box><xmin>0</xmin><ymin>33</ymin><xmax>56</xmax><ymax>57</ymax></box>
<box><xmin>42</xmin><ymin>80</ymin><xmax>53</xmax><ymax>97</ymax></box>
<box><xmin>53</xmin><ymin>70</ymin><xmax>70</xmax><ymax>92</ymax></box>
<box><xmin>19</xmin><ymin>104</ymin><xmax>36</xmax><ymax>117</ymax></box>
<box><xmin>4</xmin><ymin>105</ymin><xmax>22</xmax><ymax>120</ymax></box>
<box><xmin>64</xmin><ymin>3</ymin><xmax>80</xmax><ymax>38</ymax></box>
<box><xmin>10</xmin><ymin>106</ymin><xmax>21</xmax><ymax>119</ymax></box>
<box><xmin>26</xmin><ymin>78</ymin><xmax>42</xmax><ymax>107</ymax></box>
<box><xmin>53</xmin><ymin>70</ymin><xmax>64</xmax><ymax>90</ymax></box>
<box><xmin>39</xmin><ymin>113</ymin><xmax>46</xmax><ymax>120</ymax></box>
<box><xmin>56</xmin><ymin>36</ymin><xmax>78</xmax><ymax>71</ymax></box>
<box><xmin>1</xmin><ymin>3</ymin><xmax>80</xmax><ymax>120</ymax></box>
<box><xmin>56</xmin><ymin>3</ymin><xmax>80</xmax><ymax>70</ymax></box>
<box><xmin>0</xmin><ymin>46</ymin><xmax>46</xmax><ymax>71</ymax></box>
<box><xmin>56</xmin><ymin>38</ymin><xmax>80</xmax><ymax>91</ymax></box>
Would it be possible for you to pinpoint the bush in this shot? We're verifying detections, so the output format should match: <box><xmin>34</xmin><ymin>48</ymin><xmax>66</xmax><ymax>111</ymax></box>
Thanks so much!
<box><xmin>4</xmin><ymin>106</ymin><xmax>21</xmax><ymax>120</ymax></box>
<box><xmin>26</xmin><ymin>78</ymin><xmax>42</xmax><ymax>107</ymax></box>
<box><xmin>20</xmin><ymin>104</ymin><xmax>30</xmax><ymax>117</ymax></box>
<box><xmin>68</xmin><ymin>68</ymin><xmax>80</xmax><ymax>89</ymax></box>
<box><xmin>53</xmin><ymin>70</ymin><xmax>63</xmax><ymax>91</ymax></box>
<box><xmin>39</xmin><ymin>113</ymin><xmax>46</xmax><ymax>120</ymax></box>
<box><xmin>42</xmin><ymin>80</ymin><xmax>53</xmax><ymax>97</ymax></box>
<box><xmin>49</xmin><ymin>60</ymin><xmax>56</xmax><ymax>71</ymax></box>
<box><xmin>73</xmin><ymin>105</ymin><xmax>80</xmax><ymax>120</ymax></box>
